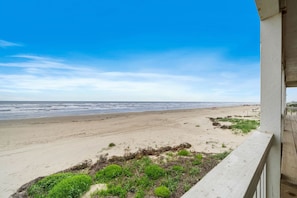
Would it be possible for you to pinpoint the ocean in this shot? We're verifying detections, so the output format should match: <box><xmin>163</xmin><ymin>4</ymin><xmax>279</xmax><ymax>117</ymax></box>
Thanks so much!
<box><xmin>0</xmin><ymin>101</ymin><xmax>251</xmax><ymax>120</ymax></box>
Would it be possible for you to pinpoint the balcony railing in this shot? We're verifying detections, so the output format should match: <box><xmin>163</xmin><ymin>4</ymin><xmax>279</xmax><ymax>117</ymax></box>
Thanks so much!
<box><xmin>182</xmin><ymin>131</ymin><xmax>273</xmax><ymax>198</ymax></box>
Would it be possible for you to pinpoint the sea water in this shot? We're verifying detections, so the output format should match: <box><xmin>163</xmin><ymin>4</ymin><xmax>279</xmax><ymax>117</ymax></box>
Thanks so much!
<box><xmin>0</xmin><ymin>101</ymin><xmax>250</xmax><ymax>120</ymax></box>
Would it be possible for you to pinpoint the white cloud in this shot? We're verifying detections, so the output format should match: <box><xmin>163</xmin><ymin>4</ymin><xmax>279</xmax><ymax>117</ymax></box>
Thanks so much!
<box><xmin>0</xmin><ymin>51</ymin><xmax>260</xmax><ymax>102</ymax></box>
<box><xmin>0</xmin><ymin>39</ymin><xmax>22</xmax><ymax>48</ymax></box>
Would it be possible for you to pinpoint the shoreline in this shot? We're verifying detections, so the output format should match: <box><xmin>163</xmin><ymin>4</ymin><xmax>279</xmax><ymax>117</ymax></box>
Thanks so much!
<box><xmin>0</xmin><ymin>101</ymin><xmax>256</xmax><ymax>121</ymax></box>
<box><xmin>0</xmin><ymin>104</ymin><xmax>251</xmax><ymax>121</ymax></box>
<box><xmin>0</xmin><ymin>105</ymin><xmax>259</xmax><ymax>197</ymax></box>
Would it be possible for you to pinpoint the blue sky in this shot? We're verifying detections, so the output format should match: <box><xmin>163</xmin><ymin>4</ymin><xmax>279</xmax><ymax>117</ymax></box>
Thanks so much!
<box><xmin>0</xmin><ymin>0</ymin><xmax>294</xmax><ymax>102</ymax></box>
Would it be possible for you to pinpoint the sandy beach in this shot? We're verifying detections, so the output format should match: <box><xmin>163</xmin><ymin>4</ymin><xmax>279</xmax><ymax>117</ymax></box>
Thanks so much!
<box><xmin>0</xmin><ymin>105</ymin><xmax>259</xmax><ymax>197</ymax></box>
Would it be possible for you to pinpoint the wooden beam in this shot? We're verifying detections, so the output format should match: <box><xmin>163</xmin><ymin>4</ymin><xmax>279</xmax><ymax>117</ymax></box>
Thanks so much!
<box><xmin>182</xmin><ymin>131</ymin><xmax>273</xmax><ymax>198</ymax></box>
<box><xmin>255</xmin><ymin>0</ymin><xmax>280</xmax><ymax>20</ymax></box>
<box><xmin>284</xmin><ymin>0</ymin><xmax>297</xmax><ymax>87</ymax></box>
<box><xmin>286</xmin><ymin>81</ymin><xmax>297</xmax><ymax>87</ymax></box>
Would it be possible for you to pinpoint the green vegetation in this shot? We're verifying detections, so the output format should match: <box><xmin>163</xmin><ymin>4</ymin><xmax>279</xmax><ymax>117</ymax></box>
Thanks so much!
<box><xmin>47</xmin><ymin>174</ymin><xmax>92</xmax><ymax>198</ymax></box>
<box><xmin>287</xmin><ymin>103</ymin><xmax>297</xmax><ymax>113</ymax></box>
<box><xmin>177</xmin><ymin>149</ymin><xmax>190</xmax><ymax>156</ymax></box>
<box><xmin>28</xmin><ymin>173</ymin><xmax>74</xmax><ymax>198</ymax></box>
<box><xmin>189</xmin><ymin>167</ymin><xmax>200</xmax><ymax>175</ymax></box>
<box><xmin>28</xmin><ymin>173</ymin><xmax>91</xmax><ymax>198</ymax></box>
<box><xmin>108</xmin><ymin>142</ymin><xmax>116</xmax><ymax>147</ymax></box>
<box><xmin>144</xmin><ymin>164</ymin><xmax>166</xmax><ymax>180</ymax></box>
<box><xmin>171</xmin><ymin>165</ymin><xmax>184</xmax><ymax>173</ymax></box>
<box><xmin>193</xmin><ymin>154</ymin><xmax>203</xmax><ymax>165</ymax></box>
<box><xmin>26</xmin><ymin>147</ymin><xmax>231</xmax><ymax>198</ymax></box>
<box><xmin>95</xmin><ymin>164</ymin><xmax>123</xmax><ymax>182</ymax></box>
<box><xmin>166</xmin><ymin>152</ymin><xmax>174</xmax><ymax>157</ymax></box>
<box><xmin>287</xmin><ymin>102</ymin><xmax>297</xmax><ymax>107</ymax></box>
<box><xmin>217</xmin><ymin>117</ymin><xmax>259</xmax><ymax>133</ymax></box>
<box><xmin>212</xmin><ymin>151</ymin><xmax>231</xmax><ymax>160</ymax></box>
<box><xmin>97</xmin><ymin>185</ymin><xmax>127</xmax><ymax>198</ymax></box>
<box><xmin>154</xmin><ymin>186</ymin><xmax>171</xmax><ymax>198</ymax></box>
<box><xmin>92</xmin><ymin>151</ymin><xmax>229</xmax><ymax>197</ymax></box>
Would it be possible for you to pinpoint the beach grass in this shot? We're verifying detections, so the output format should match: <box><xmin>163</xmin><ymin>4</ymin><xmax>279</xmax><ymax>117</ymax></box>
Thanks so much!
<box><xmin>177</xmin><ymin>149</ymin><xmax>190</xmax><ymax>156</ymax></box>
<box><xmin>216</xmin><ymin>117</ymin><xmax>260</xmax><ymax>133</ymax></box>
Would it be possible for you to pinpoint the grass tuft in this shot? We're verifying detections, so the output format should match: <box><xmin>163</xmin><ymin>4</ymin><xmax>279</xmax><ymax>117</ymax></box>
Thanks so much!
<box><xmin>212</xmin><ymin>151</ymin><xmax>231</xmax><ymax>160</ymax></box>
<box><xmin>177</xmin><ymin>149</ymin><xmax>190</xmax><ymax>156</ymax></box>
<box><xmin>154</xmin><ymin>186</ymin><xmax>171</xmax><ymax>198</ymax></box>
<box><xmin>98</xmin><ymin>184</ymin><xmax>127</xmax><ymax>198</ymax></box>
<box><xmin>171</xmin><ymin>165</ymin><xmax>184</xmax><ymax>173</ymax></box>
<box><xmin>193</xmin><ymin>154</ymin><xmax>203</xmax><ymax>165</ymax></box>
<box><xmin>144</xmin><ymin>164</ymin><xmax>165</xmax><ymax>180</ymax></box>
<box><xmin>95</xmin><ymin>164</ymin><xmax>123</xmax><ymax>182</ymax></box>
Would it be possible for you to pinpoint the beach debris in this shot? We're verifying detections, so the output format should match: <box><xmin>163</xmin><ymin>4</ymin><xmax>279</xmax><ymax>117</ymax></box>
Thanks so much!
<box><xmin>220</xmin><ymin>125</ymin><xmax>231</xmax><ymax>129</ymax></box>
<box><xmin>212</xmin><ymin>122</ymin><xmax>221</xmax><ymax>126</ymax></box>
<box><xmin>61</xmin><ymin>159</ymin><xmax>92</xmax><ymax>172</ymax></box>
<box><xmin>108</xmin><ymin>142</ymin><xmax>116</xmax><ymax>147</ymax></box>
<box><xmin>10</xmin><ymin>176</ymin><xmax>44</xmax><ymax>198</ymax></box>
<box><xmin>209</xmin><ymin>117</ymin><xmax>221</xmax><ymax>127</ymax></box>
<box><xmin>89</xmin><ymin>143</ymin><xmax>191</xmax><ymax>174</ymax></box>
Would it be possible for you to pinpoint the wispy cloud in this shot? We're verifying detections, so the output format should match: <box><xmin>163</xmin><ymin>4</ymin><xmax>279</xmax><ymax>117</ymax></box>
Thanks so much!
<box><xmin>0</xmin><ymin>39</ymin><xmax>22</xmax><ymax>48</ymax></box>
<box><xmin>0</xmin><ymin>51</ymin><xmax>260</xmax><ymax>101</ymax></box>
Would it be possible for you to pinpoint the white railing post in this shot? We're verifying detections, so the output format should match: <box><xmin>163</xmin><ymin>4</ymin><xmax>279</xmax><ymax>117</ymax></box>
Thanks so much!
<box><xmin>259</xmin><ymin>13</ymin><xmax>283</xmax><ymax>198</ymax></box>
<box><xmin>253</xmin><ymin>164</ymin><xmax>267</xmax><ymax>198</ymax></box>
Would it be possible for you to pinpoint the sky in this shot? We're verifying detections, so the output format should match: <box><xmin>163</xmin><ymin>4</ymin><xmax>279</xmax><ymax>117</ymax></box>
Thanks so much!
<box><xmin>0</xmin><ymin>0</ymin><xmax>295</xmax><ymax>102</ymax></box>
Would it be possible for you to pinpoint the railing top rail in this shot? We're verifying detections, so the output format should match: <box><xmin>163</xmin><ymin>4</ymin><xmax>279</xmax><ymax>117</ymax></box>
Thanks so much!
<box><xmin>182</xmin><ymin>131</ymin><xmax>273</xmax><ymax>198</ymax></box>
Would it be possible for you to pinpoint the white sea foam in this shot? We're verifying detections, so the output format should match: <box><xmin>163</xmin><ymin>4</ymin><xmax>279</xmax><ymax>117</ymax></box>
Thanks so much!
<box><xmin>0</xmin><ymin>101</ymin><xmax>252</xmax><ymax>120</ymax></box>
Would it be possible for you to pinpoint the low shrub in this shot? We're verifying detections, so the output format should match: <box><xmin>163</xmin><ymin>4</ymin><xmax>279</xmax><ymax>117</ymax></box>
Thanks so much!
<box><xmin>28</xmin><ymin>173</ymin><xmax>74</xmax><ymax>198</ymax></box>
<box><xmin>154</xmin><ymin>186</ymin><xmax>171</xmax><ymax>198</ymax></box>
<box><xmin>144</xmin><ymin>164</ymin><xmax>165</xmax><ymax>180</ymax></box>
<box><xmin>96</xmin><ymin>164</ymin><xmax>123</xmax><ymax>182</ymax></box>
<box><xmin>47</xmin><ymin>174</ymin><xmax>92</xmax><ymax>198</ymax></box>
